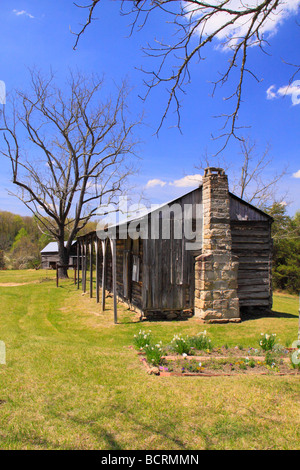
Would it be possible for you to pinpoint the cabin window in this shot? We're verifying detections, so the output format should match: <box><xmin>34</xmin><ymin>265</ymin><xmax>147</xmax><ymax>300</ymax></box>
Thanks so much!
<box><xmin>123</xmin><ymin>251</ymin><xmax>130</xmax><ymax>298</ymax></box>
<box><xmin>132</xmin><ymin>255</ymin><xmax>140</xmax><ymax>282</ymax></box>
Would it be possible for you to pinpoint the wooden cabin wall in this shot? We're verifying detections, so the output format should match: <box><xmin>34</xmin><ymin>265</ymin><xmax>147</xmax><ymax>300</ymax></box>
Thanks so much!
<box><xmin>229</xmin><ymin>194</ymin><xmax>269</xmax><ymax>222</ymax></box>
<box><xmin>131</xmin><ymin>238</ymin><xmax>143</xmax><ymax>309</ymax></box>
<box><xmin>41</xmin><ymin>254</ymin><xmax>60</xmax><ymax>269</ymax></box>
<box><xmin>142</xmin><ymin>188</ymin><xmax>202</xmax><ymax>313</ymax></box>
<box><xmin>105</xmin><ymin>241</ymin><xmax>112</xmax><ymax>292</ymax></box>
<box><xmin>114</xmin><ymin>237</ymin><xmax>143</xmax><ymax>310</ymax></box>
<box><xmin>231</xmin><ymin>221</ymin><xmax>273</xmax><ymax>309</ymax></box>
<box><xmin>116</xmin><ymin>239</ymin><xmax>125</xmax><ymax>296</ymax></box>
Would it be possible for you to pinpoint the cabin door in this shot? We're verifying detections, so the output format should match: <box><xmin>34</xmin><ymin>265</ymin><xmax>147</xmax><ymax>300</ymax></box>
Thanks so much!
<box><xmin>123</xmin><ymin>250</ymin><xmax>131</xmax><ymax>300</ymax></box>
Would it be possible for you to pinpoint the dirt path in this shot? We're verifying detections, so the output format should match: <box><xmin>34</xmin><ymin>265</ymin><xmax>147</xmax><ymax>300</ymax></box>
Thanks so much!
<box><xmin>0</xmin><ymin>281</ymin><xmax>40</xmax><ymax>287</ymax></box>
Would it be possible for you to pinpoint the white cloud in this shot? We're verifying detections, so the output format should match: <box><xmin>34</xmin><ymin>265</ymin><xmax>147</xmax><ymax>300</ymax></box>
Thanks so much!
<box><xmin>145</xmin><ymin>174</ymin><xmax>203</xmax><ymax>191</ymax></box>
<box><xmin>145</xmin><ymin>178</ymin><xmax>167</xmax><ymax>188</ymax></box>
<box><xmin>277</xmin><ymin>82</ymin><xmax>300</xmax><ymax>105</ymax></box>
<box><xmin>292</xmin><ymin>169</ymin><xmax>300</xmax><ymax>178</ymax></box>
<box><xmin>266</xmin><ymin>81</ymin><xmax>300</xmax><ymax>105</ymax></box>
<box><xmin>169</xmin><ymin>174</ymin><xmax>202</xmax><ymax>188</ymax></box>
<box><xmin>185</xmin><ymin>0</ymin><xmax>300</xmax><ymax>49</ymax></box>
<box><xmin>13</xmin><ymin>9</ymin><xmax>35</xmax><ymax>19</ymax></box>
<box><xmin>266</xmin><ymin>85</ymin><xmax>277</xmax><ymax>100</ymax></box>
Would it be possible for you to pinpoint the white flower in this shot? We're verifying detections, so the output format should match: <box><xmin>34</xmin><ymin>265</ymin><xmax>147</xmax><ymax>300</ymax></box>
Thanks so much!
<box><xmin>182</xmin><ymin>353</ymin><xmax>187</xmax><ymax>357</ymax></box>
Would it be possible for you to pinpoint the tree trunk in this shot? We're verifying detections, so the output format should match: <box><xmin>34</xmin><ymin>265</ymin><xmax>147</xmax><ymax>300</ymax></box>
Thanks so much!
<box><xmin>57</xmin><ymin>239</ymin><xmax>69</xmax><ymax>279</ymax></box>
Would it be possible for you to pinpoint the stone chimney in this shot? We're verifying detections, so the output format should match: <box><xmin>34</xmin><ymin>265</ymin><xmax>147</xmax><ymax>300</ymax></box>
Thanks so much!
<box><xmin>194</xmin><ymin>167</ymin><xmax>240</xmax><ymax>322</ymax></box>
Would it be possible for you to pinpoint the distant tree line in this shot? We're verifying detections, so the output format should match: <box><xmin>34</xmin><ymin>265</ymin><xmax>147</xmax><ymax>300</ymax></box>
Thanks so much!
<box><xmin>0</xmin><ymin>211</ymin><xmax>42</xmax><ymax>269</ymax></box>
<box><xmin>0</xmin><ymin>211</ymin><xmax>97</xmax><ymax>270</ymax></box>
<box><xmin>267</xmin><ymin>204</ymin><xmax>300</xmax><ymax>294</ymax></box>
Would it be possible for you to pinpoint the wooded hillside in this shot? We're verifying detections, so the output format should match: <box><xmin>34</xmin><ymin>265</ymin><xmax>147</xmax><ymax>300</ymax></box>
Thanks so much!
<box><xmin>0</xmin><ymin>211</ymin><xmax>97</xmax><ymax>270</ymax></box>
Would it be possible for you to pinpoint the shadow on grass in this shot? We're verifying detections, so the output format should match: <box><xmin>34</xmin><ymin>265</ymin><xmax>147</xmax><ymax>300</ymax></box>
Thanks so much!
<box><xmin>241</xmin><ymin>310</ymin><xmax>298</xmax><ymax>322</ymax></box>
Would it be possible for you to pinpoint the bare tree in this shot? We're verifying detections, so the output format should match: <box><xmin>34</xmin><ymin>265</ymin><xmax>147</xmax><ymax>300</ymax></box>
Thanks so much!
<box><xmin>72</xmin><ymin>0</ymin><xmax>299</xmax><ymax>149</ymax></box>
<box><xmin>195</xmin><ymin>137</ymin><xmax>288</xmax><ymax>208</ymax></box>
<box><xmin>0</xmin><ymin>70</ymin><xmax>140</xmax><ymax>277</ymax></box>
<box><xmin>230</xmin><ymin>137</ymin><xmax>288</xmax><ymax>208</ymax></box>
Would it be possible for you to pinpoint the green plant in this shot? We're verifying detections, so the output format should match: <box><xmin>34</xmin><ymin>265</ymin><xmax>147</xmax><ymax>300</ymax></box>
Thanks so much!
<box><xmin>188</xmin><ymin>330</ymin><xmax>213</xmax><ymax>352</ymax></box>
<box><xmin>264</xmin><ymin>351</ymin><xmax>278</xmax><ymax>369</ymax></box>
<box><xmin>170</xmin><ymin>334</ymin><xmax>191</xmax><ymax>355</ymax></box>
<box><xmin>259</xmin><ymin>333</ymin><xmax>277</xmax><ymax>351</ymax></box>
<box><xmin>248</xmin><ymin>359</ymin><xmax>256</xmax><ymax>368</ymax></box>
<box><xmin>185</xmin><ymin>360</ymin><xmax>204</xmax><ymax>373</ymax></box>
<box><xmin>144</xmin><ymin>342</ymin><xmax>164</xmax><ymax>366</ymax></box>
<box><xmin>133</xmin><ymin>329</ymin><xmax>152</xmax><ymax>350</ymax></box>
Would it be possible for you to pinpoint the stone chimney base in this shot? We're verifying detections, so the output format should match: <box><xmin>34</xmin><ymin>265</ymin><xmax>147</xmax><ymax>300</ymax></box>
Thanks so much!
<box><xmin>194</xmin><ymin>252</ymin><xmax>240</xmax><ymax>322</ymax></box>
<box><xmin>194</xmin><ymin>167</ymin><xmax>240</xmax><ymax>322</ymax></box>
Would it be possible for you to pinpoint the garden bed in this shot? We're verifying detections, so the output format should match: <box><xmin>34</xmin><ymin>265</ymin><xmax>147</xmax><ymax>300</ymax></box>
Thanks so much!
<box><xmin>138</xmin><ymin>349</ymin><xmax>299</xmax><ymax>377</ymax></box>
<box><xmin>133</xmin><ymin>330</ymin><xmax>300</xmax><ymax>377</ymax></box>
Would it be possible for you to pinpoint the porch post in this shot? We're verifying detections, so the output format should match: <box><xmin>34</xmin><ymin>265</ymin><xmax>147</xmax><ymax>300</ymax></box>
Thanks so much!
<box><xmin>101</xmin><ymin>239</ymin><xmax>107</xmax><ymax>312</ymax></box>
<box><xmin>77</xmin><ymin>241</ymin><xmax>80</xmax><ymax>289</ymax></box>
<box><xmin>89</xmin><ymin>236</ymin><xmax>93</xmax><ymax>298</ymax></box>
<box><xmin>95</xmin><ymin>238</ymin><xmax>100</xmax><ymax>304</ymax></box>
<box><xmin>82</xmin><ymin>239</ymin><xmax>87</xmax><ymax>293</ymax></box>
<box><xmin>110</xmin><ymin>238</ymin><xmax>118</xmax><ymax>324</ymax></box>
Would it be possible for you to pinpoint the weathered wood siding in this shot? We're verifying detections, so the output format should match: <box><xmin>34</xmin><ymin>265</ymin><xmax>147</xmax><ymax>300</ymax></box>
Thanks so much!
<box><xmin>41</xmin><ymin>253</ymin><xmax>77</xmax><ymax>269</ymax></box>
<box><xmin>230</xmin><ymin>194</ymin><xmax>269</xmax><ymax>222</ymax></box>
<box><xmin>115</xmin><ymin>237</ymin><xmax>143</xmax><ymax>310</ymax></box>
<box><xmin>231</xmin><ymin>221</ymin><xmax>273</xmax><ymax>309</ymax></box>
<box><xmin>229</xmin><ymin>194</ymin><xmax>273</xmax><ymax>309</ymax></box>
<box><xmin>41</xmin><ymin>254</ymin><xmax>60</xmax><ymax>269</ymax></box>
<box><xmin>142</xmin><ymin>188</ymin><xmax>202</xmax><ymax>312</ymax></box>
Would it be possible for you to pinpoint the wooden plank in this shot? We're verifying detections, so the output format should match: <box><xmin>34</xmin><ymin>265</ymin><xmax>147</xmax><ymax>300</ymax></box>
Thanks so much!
<box><xmin>239</xmin><ymin>299</ymin><xmax>270</xmax><ymax>306</ymax></box>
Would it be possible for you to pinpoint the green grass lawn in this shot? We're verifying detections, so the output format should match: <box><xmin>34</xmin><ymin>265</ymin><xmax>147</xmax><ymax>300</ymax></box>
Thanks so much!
<box><xmin>0</xmin><ymin>270</ymin><xmax>299</xmax><ymax>450</ymax></box>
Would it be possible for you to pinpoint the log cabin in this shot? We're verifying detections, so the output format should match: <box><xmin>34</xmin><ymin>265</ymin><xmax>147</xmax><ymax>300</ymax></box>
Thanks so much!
<box><xmin>75</xmin><ymin>168</ymin><xmax>273</xmax><ymax>323</ymax></box>
<box><xmin>41</xmin><ymin>242</ymin><xmax>77</xmax><ymax>269</ymax></box>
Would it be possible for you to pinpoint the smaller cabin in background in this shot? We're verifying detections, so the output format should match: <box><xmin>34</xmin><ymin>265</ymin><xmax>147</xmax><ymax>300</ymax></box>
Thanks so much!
<box><xmin>41</xmin><ymin>242</ymin><xmax>77</xmax><ymax>269</ymax></box>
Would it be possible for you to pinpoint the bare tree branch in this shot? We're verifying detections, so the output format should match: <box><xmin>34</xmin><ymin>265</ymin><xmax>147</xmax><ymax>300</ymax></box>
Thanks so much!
<box><xmin>195</xmin><ymin>136</ymin><xmax>288</xmax><ymax>209</ymax></box>
<box><xmin>0</xmin><ymin>69</ymin><xmax>141</xmax><ymax>277</ymax></box>
<box><xmin>72</xmin><ymin>0</ymin><xmax>297</xmax><ymax>149</ymax></box>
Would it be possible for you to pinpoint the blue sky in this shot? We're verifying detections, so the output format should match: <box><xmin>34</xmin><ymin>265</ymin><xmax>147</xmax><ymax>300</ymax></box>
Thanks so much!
<box><xmin>0</xmin><ymin>0</ymin><xmax>300</xmax><ymax>216</ymax></box>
